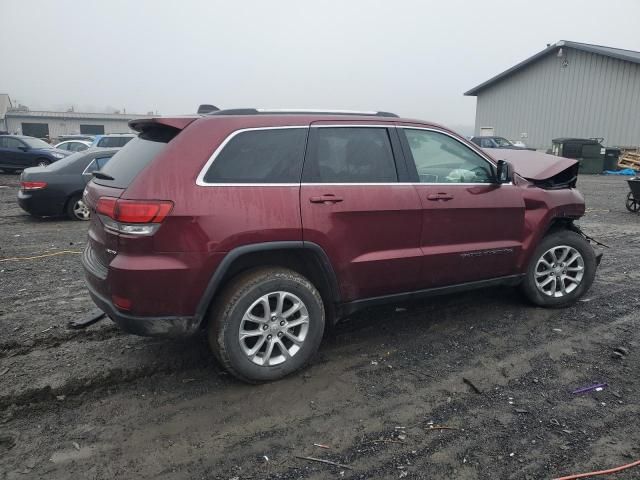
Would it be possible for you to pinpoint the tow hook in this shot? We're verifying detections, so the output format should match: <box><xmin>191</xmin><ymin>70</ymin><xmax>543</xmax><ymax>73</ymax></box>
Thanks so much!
<box><xmin>67</xmin><ymin>310</ymin><xmax>107</xmax><ymax>330</ymax></box>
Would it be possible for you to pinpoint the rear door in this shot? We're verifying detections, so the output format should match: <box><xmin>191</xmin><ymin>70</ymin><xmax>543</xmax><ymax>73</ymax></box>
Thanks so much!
<box><xmin>398</xmin><ymin>126</ymin><xmax>525</xmax><ymax>288</ymax></box>
<box><xmin>300</xmin><ymin>122</ymin><xmax>423</xmax><ymax>301</ymax></box>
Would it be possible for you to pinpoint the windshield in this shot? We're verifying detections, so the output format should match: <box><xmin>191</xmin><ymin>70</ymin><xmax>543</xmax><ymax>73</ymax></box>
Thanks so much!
<box><xmin>494</xmin><ymin>137</ymin><xmax>513</xmax><ymax>147</ymax></box>
<box><xmin>22</xmin><ymin>137</ymin><xmax>52</xmax><ymax>149</ymax></box>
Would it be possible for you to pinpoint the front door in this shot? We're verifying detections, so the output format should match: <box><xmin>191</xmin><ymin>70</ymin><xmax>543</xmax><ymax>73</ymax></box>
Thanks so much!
<box><xmin>398</xmin><ymin>126</ymin><xmax>525</xmax><ymax>288</ymax></box>
<box><xmin>300</xmin><ymin>123</ymin><xmax>423</xmax><ymax>302</ymax></box>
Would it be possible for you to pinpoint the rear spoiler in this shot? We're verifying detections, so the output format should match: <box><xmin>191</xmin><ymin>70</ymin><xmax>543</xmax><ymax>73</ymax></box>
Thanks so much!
<box><xmin>128</xmin><ymin>116</ymin><xmax>199</xmax><ymax>133</ymax></box>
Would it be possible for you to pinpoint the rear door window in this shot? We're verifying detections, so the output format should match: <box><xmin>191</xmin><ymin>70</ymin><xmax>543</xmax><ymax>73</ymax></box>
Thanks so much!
<box><xmin>201</xmin><ymin>128</ymin><xmax>308</xmax><ymax>184</ymax></box>
<box><xmin>303</xmin><ymin>127</ymin><xmax>397</xmax><ymax>183</ymax></box>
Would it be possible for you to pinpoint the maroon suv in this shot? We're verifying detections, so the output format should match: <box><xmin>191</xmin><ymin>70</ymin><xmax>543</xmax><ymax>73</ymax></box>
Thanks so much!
<box><xmin>82</xmin><ymin>109</ymin><xmax>599</xmax><ymax>382</ymax></box>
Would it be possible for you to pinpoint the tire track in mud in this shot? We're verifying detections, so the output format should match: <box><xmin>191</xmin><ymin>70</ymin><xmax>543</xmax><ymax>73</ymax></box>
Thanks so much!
<box><xmin>0</xmin><ymin>325</ymin><xmax>123</xmax><ymax>359</ymax></box>
<box><xmin>201</xmin><ymin>309</ymin><xmax>638</xmax><ymax>480</ymax></box>
<box><xmin>0</xmin><ymin>334</ymin><xmax>219</xmax><ymax>410</ymax></box>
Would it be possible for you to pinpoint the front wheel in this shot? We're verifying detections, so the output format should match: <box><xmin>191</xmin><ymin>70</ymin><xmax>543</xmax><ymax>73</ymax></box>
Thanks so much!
<box><xmin>208</xmin><ymin>267</ymin><xmax>325</xmax><ymax>383</ymax></box>
<box><xmin>521</xmin><ymin>230</ymin><xmax>597</xmax><ymax>307</ymax></box>
<box><xmin>36</xmin><ymin>159</ymin><xmax>51</xmax><ymax>167</ymax></box>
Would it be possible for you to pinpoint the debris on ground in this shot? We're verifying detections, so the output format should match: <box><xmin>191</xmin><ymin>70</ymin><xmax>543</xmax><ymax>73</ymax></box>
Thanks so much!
<box><xmin>612</xmin><ymin>346</ymin><xmax>629</xmax><ymax>360</ymax></box>
<box><xmin>295</xmin><ymin>456</ymin><xmax>352</xmax><ymax>470</ymax></box>
<box><xmin>463</xmin><ymin>377</ymin><xmax>482</xmax><ymax>394</ymax></box>
<box><xmin>313</xmin><ymin>443</ymin><xmax>331</xmax><ymax>449</ymax></box>
<box><xmin>571</xmin><ymin>383</ymin><xmax>607</xmax><ymax>394</ymax></box>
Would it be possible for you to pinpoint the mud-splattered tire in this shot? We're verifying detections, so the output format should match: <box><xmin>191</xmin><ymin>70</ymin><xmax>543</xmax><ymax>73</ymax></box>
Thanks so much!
<box><xmin>208</xmin><ymin>267</ymin><xmax>325</xmax><ymax>383</ymax></box>
<box><xmin>521</xmin><ymin>230</ymin><xmax>597</xmax><ymax>307</ymax></box>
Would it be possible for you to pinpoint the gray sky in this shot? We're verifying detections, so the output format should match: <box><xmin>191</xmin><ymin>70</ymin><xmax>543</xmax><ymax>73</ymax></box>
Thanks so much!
<box><xmin>2</xmin><ymin>0</ymin><xmax>640</xmax><ymax>132</ymax></box>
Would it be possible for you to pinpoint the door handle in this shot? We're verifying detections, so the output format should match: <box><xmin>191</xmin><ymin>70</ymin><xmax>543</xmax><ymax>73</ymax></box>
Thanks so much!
<box><xmin>427</xmin><ymin>192</ymin><xmax>454</xmax><ymax>201</ymax></box>
<box><xmin>309</xmin><ymin>194</ymin><xmax>344</xmax><ymax>204</ymax></box>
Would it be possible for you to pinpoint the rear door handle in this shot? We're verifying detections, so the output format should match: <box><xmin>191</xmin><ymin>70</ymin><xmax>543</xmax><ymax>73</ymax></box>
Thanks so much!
<box><xmin>310</xmin><ymin>194</ymin><xmax>344</xmax><ymax>204</ymax></box>
<box><xmin>427</xmin><ymin>192</ymin><xmax>454</xmax><ymax>201</ymax></box>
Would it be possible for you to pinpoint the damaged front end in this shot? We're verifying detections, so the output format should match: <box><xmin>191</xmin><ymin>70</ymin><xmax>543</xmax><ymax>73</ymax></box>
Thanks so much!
<box><xmin>483</xmin><ymin>148</ymin><xmax>579</xmax><ymax>189</ymax></box>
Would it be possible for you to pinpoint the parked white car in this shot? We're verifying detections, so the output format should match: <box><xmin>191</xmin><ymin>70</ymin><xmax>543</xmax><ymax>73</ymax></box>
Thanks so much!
<box><xmin>54</xmin><ymin>140</ymin><xmax>92</xmax><ymax>153</ymax></box>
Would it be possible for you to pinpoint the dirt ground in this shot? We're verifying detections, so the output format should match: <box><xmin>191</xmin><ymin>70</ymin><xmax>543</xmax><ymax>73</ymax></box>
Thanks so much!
<box><xmin>1</xmin><ymin>172</ymin><xmax>638</xmax><ymax>480</ymax></box>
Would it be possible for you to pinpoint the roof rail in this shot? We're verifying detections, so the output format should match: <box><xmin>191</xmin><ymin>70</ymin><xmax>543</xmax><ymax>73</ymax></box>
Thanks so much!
<box><xmin>208</xmin><ymin>108</ymin><xmax>399</xmax><ymax>118</ymax></box>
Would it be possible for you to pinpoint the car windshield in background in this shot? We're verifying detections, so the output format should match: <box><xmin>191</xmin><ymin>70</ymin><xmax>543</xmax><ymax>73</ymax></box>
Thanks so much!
<box><xmin>95</xmin><ymin>137</ymin><xmax>167</xmax><ymax>188</ymax></box>
<box><xmin>494</xmin><ymin>137</ymin><xmax>513</xmax><ymax>147</ymax></box>
<box><xmin>97</xmin><ymin>137</ymin><xmax>134</xmax><ymax>148</ymax></box>
<box><xmin>22</xmin><ymin>137</ymin><xmax>52</xmax><ymax>149</ymax></box>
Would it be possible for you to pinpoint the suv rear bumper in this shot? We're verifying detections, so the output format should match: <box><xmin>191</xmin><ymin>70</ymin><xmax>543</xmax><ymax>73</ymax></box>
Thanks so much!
<box><xmin>85</xmin><ymin>281</ymin><xmax>201</xmax><ymax>337</ymax></box>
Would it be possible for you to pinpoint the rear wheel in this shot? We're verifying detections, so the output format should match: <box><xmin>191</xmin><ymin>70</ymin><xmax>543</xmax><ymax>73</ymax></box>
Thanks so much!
<box><xmin>36</xmin><ymin>159</ymin><xmax>51</xmax><ymax>167</ymax></box>
<box><xmin>66</xmin><ymin>194</ymin><xmax>90</xmax><ymax>221</ymax></box>
<box><xmin>208</xmin><ymin>267</ymin><xmax>325</xmax><ymax>383</ymax></box>
<box><xmin>521</xmin><ymin>230</ymin><xmax>596</xmax><ymax>307</ymax></box>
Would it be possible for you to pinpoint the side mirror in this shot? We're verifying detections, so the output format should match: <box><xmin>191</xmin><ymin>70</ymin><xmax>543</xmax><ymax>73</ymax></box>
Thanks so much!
<box><xmin>18</xmin><ymin>145</ymin><xmax>29</xmax><ymax>152</ymax></box>
<box><xmin>496</xmin><ymin>159</ymin><xmax>512</xmax><ymax>184</ymax></box>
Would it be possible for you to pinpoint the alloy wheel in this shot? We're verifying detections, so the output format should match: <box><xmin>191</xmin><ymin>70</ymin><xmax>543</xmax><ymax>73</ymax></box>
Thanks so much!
<box><xmin>73</xmin><ymin>199</ymin><xmax>91</xmax><ymax>220</ymax></box>
<box><xmin>238</xmin><ymin>291</ymin><xmax>309</xmax><ymax>366</ymax></box>
<box><xmin>534</xmin><ymin>245</ymin><xmax>585</xmax><ymax>297</ymax></box>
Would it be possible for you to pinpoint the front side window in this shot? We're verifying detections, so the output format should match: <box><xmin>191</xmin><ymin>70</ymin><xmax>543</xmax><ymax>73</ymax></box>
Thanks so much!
<box><xmin>304</xmin><ymin>127</ymin><xmax>397</xmax><ymax>183</ymax></box>
<box><xmin>404</xmin><ymin>129</ymin><xmax>493</xmax><ymax>183</ymax></box>
<box><xmin>202</xmin><ymin>128</ymin><xmax>307</xmax><ymax>183</ymax></box>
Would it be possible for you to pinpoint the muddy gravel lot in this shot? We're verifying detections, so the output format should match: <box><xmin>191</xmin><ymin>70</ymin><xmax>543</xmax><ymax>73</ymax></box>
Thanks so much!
<box><xmin>0</xmin><ymin>173</ymin><xmax>638</xmax><ymax>480</ymax></box>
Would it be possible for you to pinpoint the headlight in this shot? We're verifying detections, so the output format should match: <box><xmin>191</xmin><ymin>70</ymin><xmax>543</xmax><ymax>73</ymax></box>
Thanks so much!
<box><xmin>51</xmin><ymin>152</ymin><xmax>65</xmax><ymax>159</ymax></box>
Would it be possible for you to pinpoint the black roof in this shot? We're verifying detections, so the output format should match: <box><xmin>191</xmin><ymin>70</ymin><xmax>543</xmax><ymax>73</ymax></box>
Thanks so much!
<box><xmin>465</xmin><ymin>40</ymin><xmax>640</xmax><ymax>96</ymax></box>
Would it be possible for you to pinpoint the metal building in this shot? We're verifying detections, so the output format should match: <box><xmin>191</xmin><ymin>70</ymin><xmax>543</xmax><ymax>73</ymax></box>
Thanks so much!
<box><xmin>0</xmin><ymin>94</ymin><xmax>152</xmax><ymax>139</ymax></box>
<box><xmin>464</xmin><ymin>40</ymin><xmax>640</xmax><ymax>150</ymax></box>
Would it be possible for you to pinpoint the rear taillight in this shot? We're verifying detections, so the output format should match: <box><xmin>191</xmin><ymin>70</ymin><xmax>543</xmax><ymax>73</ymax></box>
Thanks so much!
<box><xmin>96</xmin><ymin>197</ymin><xmax>173</xmax><ymax>235</ymax></box>
<box><xmin>21</xmin><ymin>181</ymin><xmax>47</xmax><ymax>190</ymax></box>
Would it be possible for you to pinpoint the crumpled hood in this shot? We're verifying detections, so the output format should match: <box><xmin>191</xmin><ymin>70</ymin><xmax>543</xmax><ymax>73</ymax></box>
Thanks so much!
<box><xmin>483</xmin><ymin>148</ymin><xmax>578</xmax><ymax>181</ymax></box>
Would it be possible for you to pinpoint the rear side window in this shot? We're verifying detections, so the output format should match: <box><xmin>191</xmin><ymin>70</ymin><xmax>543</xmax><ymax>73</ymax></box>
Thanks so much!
<box><xmin>202</xmin><ymin>128</ymin><xmax>307</xmax><ymax>184</ymax></box>
<box><xmin>304</xmin><ymin>127</ymin><xmax>397</xmax><ymax>183</ymax></box>
<box><xmin>95</xmin><ymin>129</ymin><xmax>177</xmax><ymax>188</ymax></box>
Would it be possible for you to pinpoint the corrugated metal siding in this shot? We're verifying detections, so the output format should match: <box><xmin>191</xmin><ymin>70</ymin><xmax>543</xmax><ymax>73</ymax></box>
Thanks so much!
<box><xmin>474</xmin><ymin>48</ymin><xmax>640</xmax><ymax>149</ymax></box>
<box><xmin>5</xmin><ymin>116</ymin><xmax>135</xmax><ymax>138</ymax></box>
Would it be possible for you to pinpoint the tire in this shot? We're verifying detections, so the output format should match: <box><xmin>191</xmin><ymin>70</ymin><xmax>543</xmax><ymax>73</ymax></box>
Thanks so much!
<box><xmin>626</xmin><ymin>192</ymin><xmax>640</xmax><ymax>213</ymax></box>
<box><xmin>66</xmin><ymin>194</ymin><xmax>90</xmax><ymax>221</ymax></box>
<box><xmin>208</xmin><ymin>267</ymin><xmax>325</xmax><ymax>383</ymax></box>
<box><xmin>35</xmin><ymin>159</ymin><xmax>51</xmax><ymax>167</ymax></box>
<box><xmin>521</xmin><ymin>230</ymin><xmax>597</xmax><ymax>307</ymax></box>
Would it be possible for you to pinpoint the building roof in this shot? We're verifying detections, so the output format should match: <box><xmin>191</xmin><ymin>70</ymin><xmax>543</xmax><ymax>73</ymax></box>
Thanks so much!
<box><xmin>464</xmin><ymin>40</ymin><xmax>640</xmax><ymax>96</ymax></box>
<box><xmin>5</xmin><ymin>110</ymin><xmax>152</xmax><ymax>120</ymax></box>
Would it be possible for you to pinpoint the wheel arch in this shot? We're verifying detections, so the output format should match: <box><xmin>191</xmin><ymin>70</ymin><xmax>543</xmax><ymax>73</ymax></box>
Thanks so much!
<box><xmin>63</xmin><ymin>190</ymin><xmax>86</xmax><ymax>215</ymax></box>
<box><xmin>195</xmin><ymin>241</ymin><xmax>340</xmax><ymax>329</ymax></box>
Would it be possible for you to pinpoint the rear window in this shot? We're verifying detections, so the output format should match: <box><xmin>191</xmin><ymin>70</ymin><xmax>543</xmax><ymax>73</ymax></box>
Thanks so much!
<box><xmin>201</xmin><ymin>128</ymin><xmax>307</xmax><ymax>184</ymax></box>
<box><xmin>94</xmin><ymin>129</ymin><xmax>175</xmax><ymax>187</ymax></box>
<box><xmin>97</xmin><ymin>136</ymin><xmax>134</xmax><ymax>148</ymax></box>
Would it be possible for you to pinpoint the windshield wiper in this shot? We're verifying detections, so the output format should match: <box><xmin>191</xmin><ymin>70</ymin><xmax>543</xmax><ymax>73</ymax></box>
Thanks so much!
<box><xmin>92</xmin><ymin>171</ymin><xmax>114</xmax><ymax>180</ymax></box>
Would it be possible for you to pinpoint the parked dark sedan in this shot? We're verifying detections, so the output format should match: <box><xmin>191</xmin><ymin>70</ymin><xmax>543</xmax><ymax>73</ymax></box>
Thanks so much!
<box><xmin>0</xmin><ymin>135</ymin><xmax>72</xmax><ymax>172</ymax></box>
<box><xmin>18</xmin><ymin>148</ymin><xmax>119</xmax><ymax>220</ymax></box>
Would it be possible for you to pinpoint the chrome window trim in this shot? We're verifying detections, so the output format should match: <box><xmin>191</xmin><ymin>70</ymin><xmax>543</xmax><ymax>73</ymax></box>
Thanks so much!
<box><xmin>82</xmin><ymin>159</ymin><xmax>97</xmax><ymax>175</ymax></box>
<box><xmin>195</xmin><ymin>124</ymin><xmax>509</xmax><ymax>187</ymax></box>
<box><xmin>195</xmin><ymin>126</ymin><xmax>308</xmax><ymax>187</ymax></box>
